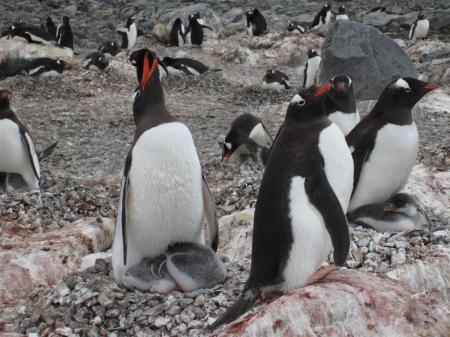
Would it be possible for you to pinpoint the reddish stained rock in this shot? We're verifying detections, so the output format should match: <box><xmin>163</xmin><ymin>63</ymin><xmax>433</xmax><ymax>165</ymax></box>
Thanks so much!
<box><xmin>212</xmin><ymin>268</ymin><xmax>450</xmax><ymax>337</ymax></box>
<box><xmin>0</xmin><ymin>217</ymin><xmax>113</xmax><ymax>311</ymax></box>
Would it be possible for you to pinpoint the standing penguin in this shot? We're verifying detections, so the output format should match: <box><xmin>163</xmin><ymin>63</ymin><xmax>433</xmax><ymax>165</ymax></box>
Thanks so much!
<box><xmin>116</xmin><ymin>17</ymin><xmax>137</xmax><ymax>51</ymax></box>
<box><xmin>112</xmin><ymin>49</ymin><xmax>219</xmax><ymax>288</ymax></box>
<box><xmin>322</xmin><ymin>75</ymin><xmax>359</xmax><ymax>136</ymax></box>
<box><xmin>245</xmin><ymin>9</ymin><xmax>268</xmax><ymax>36</ymax></box>
<box><xmin>336</xmin><ymin>5</ymin><xmax>349</xmax><ymax>21</ymax></box>
<box><xmin>347</xmin><ymin>78</ymin><xmax>440</xmax><ymax>212</ymax></box>
<box><xmin>287</xmin><ymin>21</ymin><xmax>306</xmax><ymax>34</ymax></box>
<box><xmin>408</xmin><ymin>12</ymin><xmax>429</xmax><ymax>41</ymax></box>
<box><xmin>184</xmin><ymin>14</ymin><xmax>213</xmax><ymax>46</ymax></box>
<box><xmin>207</xmin><ymin>86</ymin><xmax>353</xmax><ymax>331</ymax></box>
<box><xmin>0</xmin><ymin>90</ymin><xmax>41</xmax><ymax>192</ymax></box>
<box><xmin>303</xmin><ymin>49</ymin><xmax>321</xmax><ymax>88</ymax></box>
<box><xmin>220</xmin><ymin>113</ymin><xmax>273</xmax><ymax>161</ymax></box>
<box><xmin>193</xmin><ymin>11</ymin><xmax>205</xmax><ymax>26</ymax></box>
<box><xmin>56</xmin><ymin>16</ymin><xmax>73</xmax><ymax>49</ymax></box>
<box><xmin>169</xmin><ymin>18</ymin><xmax>186</xmax><ymax>46</ymax></box>
<box><xmin>45</xmin><ymin>17</ymin><xmax>57</xmax><ymax>39</ymax></box>
<box><xmin>262</xmin><ymin>69</ymin><xmax>290</xmax><ymax>91</ymax></box>
<box><xmin>311</xmin><ymin>4</ymin><xmax>333</xmax><ymax>29</ymax></box>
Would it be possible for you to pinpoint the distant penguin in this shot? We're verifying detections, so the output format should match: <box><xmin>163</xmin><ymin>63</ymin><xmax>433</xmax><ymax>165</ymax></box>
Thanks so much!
<box><xmin>347</xmin><ymin>193</ymin><xmax>431</xmax><ymax>232</ymax></box>
<box><xmin>24</xmin><ymin>58</ymin><xmax>66</xmax><ymax>77</ymax></box>
<box><xmin>45</xmin><ymin>17</ymin><xmax>57</xmax><ymax>39</ymax></box>
<box><xmin>323</xmin><ymin>75</ymin><xmax>359</xmax><ymax>136</ymax></box>
<box><xmin>112</xmin><ymin>49</ymin><xmax>219</xmax><ymax>290</ymax></box>
<box><xmin>207</xmin><ymin>86</ymin><xmax>353</xmax><ymax>332</ymax></box>
<box><xmin>84</xmin><ymin>52</ymin><xmax>109</xmax><ymax>70</ymax></box>
<box><xmin>56</xmin><ymin>16</ymin><xmax>73</xmax><ymax>49</ymax></box>
<box><xmin>184</xmin><ymin>14</ymin><xmax>213</xmax><ymax>46</ymax></box>
<box><xmin>98</xmin><ymin>41</ymin><xmax>121</xmax><ymax>56</ymax></box>
<box><xmin>11</xmin><ymin>25</ymin><xmax>53</xmax><ymax>44</ymax></box>
<box><xmin>161</xmin><ymin>56</ymin><xmax>208</xmax><ymax>76</ymax></box>
<box><xmin>262</xmin><ymin>69</ymin><xmax>290</xmax><ymax>91</ymax></box>
<box><xmin>311</xmin><ymin>4</ymin><xmax>333</xmax><ymax>29</ymax></box>
<box><xmin>116</xmin><ymin>17</ymin><xmax>137</xmax><ymax>51</ymax></box>
<box><xmin>220</xmin><ymin>113</ymin><xmax>273</xmax><ymax>161</ymax></box>
<box><xmin>287</xmin><ymin>21</ymin><xmax>306</xmax><ymax>34</ymax></box>
<box><xmin>366</xmin><ymin>7</ymin><xmax>386</xmax><ymax>14</ymax></box>
<box><xmin>347</xmin><ymin>78</ymin><xmax>440</xmax><ymax>212</ymax></box>
<box><xmin>245</xmin><ymin>8</ymin><xmax>268</xmax><ymax>36</ymax></box>
<box><xmin>409</xmin><ymin>12</ymin><xmax>429</xmax><ymax>41</ymax></box>
<box><xmin>193</xmin><ymin>11</ymin><xmax>205</xmax><ymax>26</ymax></box>
<box><xmin>169</xmin><ymin>18</ymin><xmax>186</xmax><ymax>46</ymax></box>
<box><xmin>0</xmin><ymin>90</ymin><xmax>41</xmax><ymax>192</ymax></box>
<box><xmin>336</xmin><ymin>5</ymin><xmax>349</xmax><ymax>21</ymax></box>
<box><xmin>303</xmin><ymin>49</ymin><xmax>321</xmax><ymax>88</ymax></box>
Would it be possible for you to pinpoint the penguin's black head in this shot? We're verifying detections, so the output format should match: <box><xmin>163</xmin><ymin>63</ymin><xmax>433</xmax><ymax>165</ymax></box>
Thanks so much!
<box><xmin>287</xmin><ymin>22</ymin><xmax>295</xmax><ymax>32</ymax></box>
<box><xmin>194</xmin><ymin>11</ymin><xmax>201</xmax><ymax>19</ymax></box>
<box><xmin>161</xmin><ymin>56</ymin><xmax>175</xmax><ymax>67</ymax></box>
<box><xmin>52</xmin><ymin>59</ymin><xmax>66</xmax><ymax>73</ymax></box>
<box><xmin>338</xmin><ymin>5</ymin><xmax>346</xmax><ymax>14</ymax></box>
<box><xmin>129</xmin><ymin>49</ymin><xmax>168</xmax><ymax>90</ymax></box>
<box><xmin>286</xmin><ymin>86</ymin><xmax>326</xmax><ymax>122</ymax></box>
<box><xmin>188</xmin><ymin>14</ymin><xmax>196</xmax><ymax>23</ymax></box>
<box><xmin>126</xmin><ymin>17</ymin><xmax>134</xmax><ymax>28</ymax></box>
<box><xmin>0</xmin><ymin>90</ymin><xmax>11</xmax><ymax>109</ymax></box>
<box><xmin>62</xmin><ymin>16</ymin><xmax>70</xmax><ymax>25</ymax></box>
<box><xmin>219</xmin><ymin>141</ymin><xmax>233</xmax><ymax>161</ymax></box>
<box><xmin>95</xmin><ymin>54</ymin><xmax>108</xmax><ymax>69</ymax></box>
<box><xmin>324</xmin><ymin>4</ymin><xmax>331</xmax><ymax>10</ymax></box>
<box><xmin>47</xmin><ymin>17</ymin><xmax>53</xmax><ymax>24</ymax></box>
<box><xmin>418</xmin><ymin>12</ymin><xmax>426</xmax><ymax>20</ymax></box>
<box><xmin>308</xmin><ymin>49</ymin><xmax>318</xmax><ymax>58</ymax></box>
<box><xmin>329</xmin><ymin>75</ymin><xmax>353</xmax><ymax>98</ymax></box>
<box><xmin>386</xmin><ymin>193</ymin><xmax>432</xmax><ymax>228</ymax></box>
<box><xmin>174</xmin><ymin>18</ymin><xmax>182</xmax><ymax>26</ymax></box>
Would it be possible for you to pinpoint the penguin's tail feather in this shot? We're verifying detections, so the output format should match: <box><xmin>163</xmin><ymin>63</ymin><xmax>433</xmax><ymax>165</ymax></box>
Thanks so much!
<box><xmin>205</xmin><ymin>289</ymin><xmax>258</xmax><ymax>333</ymax></box>
<box><xmin>38</xmin><ymin>142</ymin><xmax>58</xmax><ymax>162</ymax></box>
<box><xmin>256</xmin><ymin>146</ymin><xmax>271</xmax><ymax>166</ymax></box>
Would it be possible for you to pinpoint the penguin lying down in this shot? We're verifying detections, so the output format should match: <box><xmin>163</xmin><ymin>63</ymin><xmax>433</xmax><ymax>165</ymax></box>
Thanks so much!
<box><xmin>123</xmin><ymin>242</ymin><xmax>226</xmax><ymax>292</ymax></box>
<box><xmin>347</xmin><ymin>193</ymin><xmax>431</xmax><ymax>232</ymax></box>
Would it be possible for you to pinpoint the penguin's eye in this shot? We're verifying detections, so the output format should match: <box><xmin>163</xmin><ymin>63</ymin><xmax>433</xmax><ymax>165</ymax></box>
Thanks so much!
<box><xmin>404</xmin><ymin>87</ymin><xmax>411</xmax><ymax>93</ymax></box>
<box><xmin>133</xmin><ymin>90</ymin><xmax>141</xmax><ymax>101</ymax></box>
<box><xmin>297</xmin><ymin>99</ymin><xmax>306</xmax><ymax>106</ymax></box>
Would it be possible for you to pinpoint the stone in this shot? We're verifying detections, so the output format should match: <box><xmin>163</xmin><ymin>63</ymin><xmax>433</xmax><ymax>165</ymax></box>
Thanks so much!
<box><xmin>362</xmin><ymin>11</ymin><xmax>400</xmax><ymax>28</ymax></box>
<box><xmin>221</xmin><ymin>8</ymin><xmax>244</xmax><ymax>25</ymax></box>
<box><xmin>430</xmin><ymin>9</ymin><xmax>450</xmax><ymax>32</ymax></box>
<box><xmin>0</xmin><ymin>39</ymin><xmax>73</xmax><ymax>62</ymax></box>
<box><xmin>319</xmin><ymin>21</ymin><xmax>418</xmax><ymax>100</ymax></box>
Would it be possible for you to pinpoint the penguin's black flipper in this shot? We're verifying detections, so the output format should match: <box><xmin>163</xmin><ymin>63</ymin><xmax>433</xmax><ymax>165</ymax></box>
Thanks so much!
<box><xmin>202</xmin><ymin>172</ymin><xmax>219</xmax><ymax>251</ymax></box>
<box><xmin>121</xmin><ymin>152</ymin><xmax>132</xmax><ymax>265</ymax></box>
<box><xmin>305</xmin><ymin>169</ymin><xmax>350</xmax><ymax>266</ymax></box>
<box><xmin>18</xmin><ymin>128</ymin><xmax>40</xmax><ymax>180</ymax></box>
<box><xmin>38</xmin><ymin>141</ymin><xmax>58</xmax><ymax>161</ymax></box>
<box><xmin>201</xmin><ymin>24</ymin><xmax>213</xmax><ymax>31</ymax></box>
<box><xmin>303</xmin><ymin>63</ymin><xmax>308</xmax><ymax>87</ymax></box>
<box><xmin>206</xmin><ymin>289</ymin><xmax>258</xmax><ymax>332</ymax></box>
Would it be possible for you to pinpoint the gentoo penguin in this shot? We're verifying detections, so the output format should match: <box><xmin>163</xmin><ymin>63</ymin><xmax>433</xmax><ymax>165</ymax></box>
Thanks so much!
<box><xmin>323</xmin><ymin>75</ymin><xmax>359</xmax><ymax>136</ymax></box>
<box><xmin>303</xmin><ymin>49</ymin><xmax>321</xmax><ymax>88</ymax></box>
<box><xmin>207</xmin><ymin>86</ymin><xmax>353</xmax><ymax>331</ymax></box>
<box><xmin>220</xmin><ymin>113</ymin><xmax>273</xmax><ymax>161</ymax></box>
<box><xmin>161</xmin><ymin>56</ymin><xmax>208</xmax><ymax>76</ymax></box>
<box><xmin>287</xmin><ymin>21</ymin><xmax>306</xmax><ymax>34</ymax></box>
<box><xmin>116</xmin><ymin>17</ymin><xmax>137</xmax><ymax>51</ymax></box>
<box><xmin>11</xmin><ymin>25</ymin><xmax>53</xmax><ymax>44</ymax></box>
<box><xmin>98</xmin><ymin>41</ymin><xmax>121</xmax><ymax>56</ymax></box>
<box><xmin>262</xmin><ymin>69</ymin><xmax>290</xmax><ymax>91</ymax></box>
<box><xmin>336</xmin><ymin>5</ymin><xmax>349</xmax><ymax>21</ymax></box>
<box><xmin>0</xmin><ymin>90</ymin><xmax>41</xmax><ymax>192</ymax></box>
<box><xmin>112</xmin><ymin>49</ymin><xmax>219</xmax><ymax>290</ymax></box>
<box><xmin>56</xmin><ymin>16</ymin><xmax>73</xmax><ymax>49</ymax></box>
<box><xmin>311</xmin><ymin>4</ymin><xmax>333</xmax><ymax>29</ymax></box>
<box><xmin>84</xmin><ymin>52</ymin><xmax>109</xmax><ymax>70</ymax></box>
<box><xmin>169</xmin><ymin>18</ymin><xmax>186</xmax><ymax>46</ymax></box>
<box><xmin>408</xmin><ymin>12</ymin><xmax>429</xmax><ymax>41</ymax></box>
<box><xmin>245</xmin><ymin>9</ymin><xmax>268</xmax><ymax>36</ymax></box>
<box><xmin>347</xmin><ymin>193</ymin><xmax>431</xmax><ymax>232</ymax></box>
<box><xmin>193</xmin><ymin>11</ymin><xmax>205</xmax><ymax>26</ymax></box>
<box><xmin>184</xmin><ymin>14</ymin><xmax>213</xmax><ymax>46</ymax></box>
<box><xmin>45</xmin><ymin>17</ymin><xmax>57</xmax><ymax>39</ymax></box>
<box><xmin>24</xmin><ymin>58</ymin><xmax>66</xmax><ymax>77</ymax></box>
<box><xmin>347</xmin><ymin>78</ymin><xmax>440</xmax><ymax>212</ymax></box>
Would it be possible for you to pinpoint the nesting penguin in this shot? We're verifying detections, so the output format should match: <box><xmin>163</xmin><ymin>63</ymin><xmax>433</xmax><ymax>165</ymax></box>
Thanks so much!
<box><xmin>287</xmin><ymin>21</ymin><xmax>306</xmax><ymax>34</ymax></box>
<box><xmin>311</xmin><ymin>4</ymin><xmax>333</xmax><ymax>29</ymax></box>
<box><xmin>11</xmin><ymin>25</ymin><xmax>53</xmax><ymax>44</ymax></box>
<box><xmin>24</xmin><ymin>58</ymin><xmax>66</xmax><ymax>77</ymax></box>
<box><xmin>116</xmin><ymin>17</ymin><xmax>137</xmax><ymax>51</ymax></box>
<box><xmin>303</xmin><ymin>49</ymin><xmax>321</xmax><ymax>88</ymax></box>
<box><xmin>220</xmin><ymin>113</ymin><xmax>273</xmax><ymax>161</ymax></box>
<box><xmin>44</xmin><ymin>17</ymin><xmax>57</xmax><ymax>39</ymax></box>
<box><xmin>347</xmin><ymin>78</ymin><xmax>440</xmax><ymax>212</ymax></box>
<box><xmin>169</xmin><ymin>18</ymin><xmax>186</xmax><ymax>46</ymax></box>
<box><xmin>84</xmin><ymin>52</ymin><xmax>109</xmax><ymax>70</ymax></box>
<box><xmin>262</xmin><ymin>69</ymin><xmax>290</xmax><ymax>91</ymax></box>
<box><xmin>208</xmin><ymin>86</ymin><xmax>353</xmax><ymax>331</ymax></box>
<box><xmin>98</xmin><ymin>41</ymin><xmax>121</xmax><ymax>56</ymax></box>
<box><xmin>56</xmin><ymin>16</ymin><xmax>73</xmax><ymax>49</ymax></box>
<box><xmin>184</xmin><ymin>14</ymin><xmax>213</xmax><ymax>46</ymax></box>
<box><xmin>322</xmin><ymin>75</ymin><xmax>359</xmax><ymax>136</ymax></box>
<box><xmin>245</xmin><ymin>8</ymin><xmax>268</xmax><ymax>36</ymax></box>
<box><xmin>112</xmin><ymin>49</ymin><xmax>220</xmax><ymax>292</ymax></box>
<box><xmin>336</xmin><ymin>5</ymin><xmax>349</xmax><ymax>21</ymax></box>
<box><xmin>409</xmin><ymin>12</ymin><xmax>429</xmax><ymax>41</ymax></box>
<box><xmin>161</xmin><ymin>56</ymin><xmax>208</xmax><ymax>76</ymax></box>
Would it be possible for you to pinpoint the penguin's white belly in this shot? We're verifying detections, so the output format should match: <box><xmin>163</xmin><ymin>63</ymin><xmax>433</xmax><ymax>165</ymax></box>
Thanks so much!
<box><xmin>186</xmin><ymin>66</ymin><xmax>201</xmax><ymax>76</ymax></box>
<box><xmin>166</xmin><ymin>66</ymin><xmax>185</xmax><ymax>76</ymax></box>
<box><xmin>28</xmin><ymin>33</ymin><xmax>51</xmax><ymax>44</ymax></box>
<box><xmin>127</xmin><ymin>24</ymin><xmax>137</xmax><ymax>50</ymax></box>
<box><xmin>353</xmin><ymin>216</ymin><xmax>417</xmax><ymax>232</ymax></box>
<box><xmin>39</xmin><ymin>70</ymin><xmax>61</xmax><ymax>77</ymax></box>
<box><xmin>305</xmin><ymin>56</ymin><xmax>321</xmax><ymax>88</ymax></box>
<box><xmin>249</xmin><ymin>123</ymin><xmax>271</xmax><ymax>146</ymax></box>
<box><xmin>247</xmin><ymin>25</ymin><xmax>254</xmax><ymax>36</ymax></box>
<box><xmin>413</xmin><ymin>20</ymin><xmax>429</xmax><ymax>39</ymax></box>
<box><xmin>349</xmin><ymin>123</ymin><xmax>419</xmax><ymax>211</ymax></box>
<box><xmin>283</xmin><ymin>176</ymin><xmax>332</xmax><ymax>290</ymax></box>
<box><xmin>324</xmin><ymin>11</ymin><xmax>333</xmax><ymax>24</ymax></box>
<box><xmin>336</xmin><ymin>14</ymin><xmax>349</xmax><ymax>21</ymax></box>
<box><xmin>328</xmin><ymin>110</ymin><xmax>360</xmax><ymax>136</ymax></box>
<box><xmin>262</xmin><ymin>81</ymin><xmax>285</xmax><ymax>91</ymax></box>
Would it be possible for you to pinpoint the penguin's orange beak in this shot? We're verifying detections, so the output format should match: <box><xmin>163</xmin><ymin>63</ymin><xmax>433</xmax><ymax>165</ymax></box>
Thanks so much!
<box><xmin>222</xmin><ymin>150</ymin><xmax>232</xmax><ymax>161</ymax></box>
<box><xmin>315</xmin><ymin>82</ymin><xmax>332</xmax><ymax>96</ymax></box>
<box><xmin>141</xmin><ymin>52</ymin><xmax>159</xmax><ymax>90</ymax></box>
<box><xmin>384</xmin><ymin>205</ymin><xmax>396</xmax><ymax>213</ymax></box>
<box><xmin>424</xmin><ymin>82</ymin><xmax>440</xmax><ymax>91</ymax></box>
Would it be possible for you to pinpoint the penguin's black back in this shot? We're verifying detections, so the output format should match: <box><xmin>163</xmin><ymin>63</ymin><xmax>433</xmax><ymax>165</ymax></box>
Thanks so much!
<box><xmin>169</xmin><ymin>18</ymin><xmax>183</xmax><ymax>46</ymax></box>
<box><xmin>226</xmin><ymin>114</ymin><xmax>261</xmax><ymax>143</ymax></box>
<box><xmin>189</xmin><ymin>19</ymin><xmax>204</xmax><ymax>45</ymax></box>
<box><xmin>166</xmin><ymin>57</ymin><xmax>208</xmax><ymax>74</ymax></box>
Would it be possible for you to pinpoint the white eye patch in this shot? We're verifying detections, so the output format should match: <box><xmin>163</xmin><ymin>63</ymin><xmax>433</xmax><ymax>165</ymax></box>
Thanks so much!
<box><xmin>392</xmin><ymin>78</ymin><xmax>410</xmax><ymax>89</ymax></box>
<box><xmin>291</xmin><ymin>94</ymin><xmax>304</xmax><ymax>104</ymax></box>
<box><xmin>225</xmin><ymin>142</ymin><xmax>232</xmax><ymax>150</ymax></box>
<box><xmin>347</xmin><ymin>76</ymin><xmax>352</xmax><ymax>86</ymax></box>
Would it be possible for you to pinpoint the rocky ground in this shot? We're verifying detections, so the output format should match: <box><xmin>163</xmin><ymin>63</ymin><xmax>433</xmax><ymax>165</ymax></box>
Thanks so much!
<box><xmin>0</xmin><ymin>0</ymin><xmax>449</xmax><ymax>337</ymax></box>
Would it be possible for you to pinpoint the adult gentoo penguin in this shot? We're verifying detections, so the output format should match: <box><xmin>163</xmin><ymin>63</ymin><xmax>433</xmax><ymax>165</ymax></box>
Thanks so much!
<box><xmin>44</xmin><ymin>17</ymin><xmax>57</xmax><ymax>39</ymax></box>
<box><xmin>220</xmin><ymin>113</ymin><xmax>273</xmax><ymax>161</ymax></box>
<box><xmin>207</xmin><ymin>86</ymin><xmax>353</xmax><ymax>331</ymax></box>
<box><xmin>347</xmin><ymin>193</ymin><xmax>431</xmax><ymax>232</ymax></box>
<box><xmin>0</xmin><ymin>90</ymin><xmax>41</xmax><ymax>192</ymax></box>
<box><xmin>112</xmin><ymin>49</ymin><xmax>219</xmax><ymax>289</ymax></box>
<box><xmin>116</xmin><ymin>17</ymin><xmax>137</xmax><ymax>51</ymax></box>
<box><xmin>262</xmin><ymin>69</ymin><xmax>290</xmax><ymax>91</ymax></box>
<box><xmin>11</xmin><ymin>25</ymin><xmax>53</xmax><ymax>44</ymax></box>
<box><xmin>303</xmin><ymin>49</ymin><xmax>321</xmax><ymax>88</ymax></box>
<box><xmin>287</xmin><ymin>21</ymin><xmax>306</xmax><ymax>34</ymax></box>
<box><xmin>98</xmin><ymin>41</ymin><xmax>121</xmax><ymax>56</ymax></box>
<box><xmin>408</xmin><ymin>12</ymin><xmax>429</xmax><ymax>41</ymax></box>
<box><xmin>56</xmin><ymin>16</ymin><xmax>73</xmax><ymax>49</ymax></box>
<box><xmin>84</xmin><ymin>52</ymin><xmax>109</xmax><ymax>70</ymax></box>
<box><xmin>347</xmin><ymin>77</ymin><xmax>440</xmax><ymax>212</ymax></box>
<box><xmin>322</xmin><ymin>75</ymin><xmax>359</xmax><ymax>136</ymax></box>
<box><xmin>169</xmin><ymin>18</ymin><xmax>186</xmax><ymax>46</ymax></box>
<box><xmin>336</xmin><ymin>5</ymin><xmax>349</xmax><ymax>21</ymax></box>
<box><xmin>161</xmin><ymin>56</ymin><xmax>208</xmax><ymax>76</ymax></box>
<box><xmin>245</xmin><ymin>8</ymin><xmax>268</xmax><ymax>36</ymax></box>
<box><xmin>24</xmin><ymin>58</ymin><xmax>66</xmax><ymax>77</ymax></box>
<box><xmin>184</xmin><ymin>14</ymin><xmax>212</xmax><ymax>46</ymax></box>
<box><xmin>311</xmin><ymin>4</ymin><xmax>332</xmax><ymax>29</ymax></box>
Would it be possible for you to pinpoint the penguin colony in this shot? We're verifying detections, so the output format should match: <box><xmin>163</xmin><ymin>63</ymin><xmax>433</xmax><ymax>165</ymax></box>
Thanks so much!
<box><xmin>0</xmin><ymin>2</ymin><xmax>442</xmax><ymax>334</ymax></box>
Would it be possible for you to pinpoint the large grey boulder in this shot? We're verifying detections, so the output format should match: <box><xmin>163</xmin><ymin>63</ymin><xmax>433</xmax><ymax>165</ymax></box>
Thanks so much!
<box><xmin>319</xmin><ymin>21</ymin><xmax>418</xmax><ymax>100</ymax></box>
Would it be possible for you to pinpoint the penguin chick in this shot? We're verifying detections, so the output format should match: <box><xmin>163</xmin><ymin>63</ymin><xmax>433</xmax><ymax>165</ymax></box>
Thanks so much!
<box><xmin>84</xmin><ymin>52</ymin><xmax>109</xmax><ymax>70</ymax></box>
<box><xmin>262</xmin><ymin>69</ymin><xmax>290</xmax><ymax>91</ymax></box>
